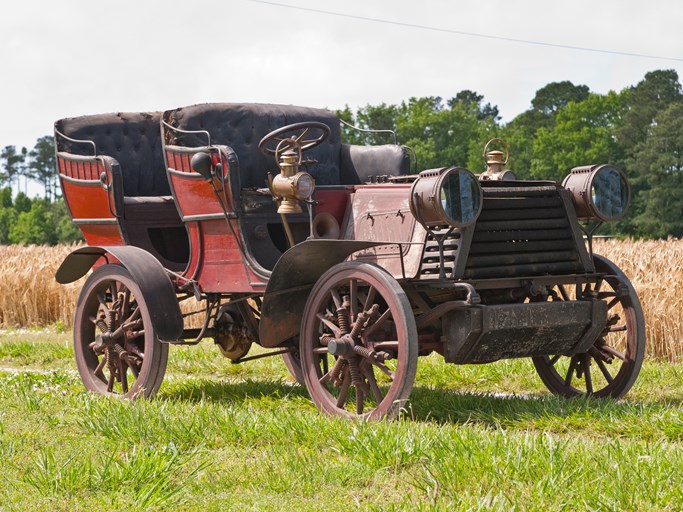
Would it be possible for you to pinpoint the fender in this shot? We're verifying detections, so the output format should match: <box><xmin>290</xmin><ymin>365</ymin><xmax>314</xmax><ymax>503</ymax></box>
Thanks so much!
<box><xmin>259</xmin><ymin>239</ymin><xmax>385</xmax><ymax>347</ymax></box>
<box><xmin>55</xmin><ymin>245</ymin><xmax>183</xmax><ymax>341</ymax></box>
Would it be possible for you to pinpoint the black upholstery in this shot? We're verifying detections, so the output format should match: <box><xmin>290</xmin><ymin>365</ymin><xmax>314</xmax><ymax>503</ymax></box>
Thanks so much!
<box><xmin>55</xmin><ymin>112</ymin><xmax>170</xmax><ymax>197</ymax></box>
<box><xmin>340</xmin><ymin>144</ymin><xmax>411</xmax><ymax>184</ymax></box>
<box><xmin>163</xmin><ymin>103</ymin><xmax>344</xmax><ymax>188</ymax></box>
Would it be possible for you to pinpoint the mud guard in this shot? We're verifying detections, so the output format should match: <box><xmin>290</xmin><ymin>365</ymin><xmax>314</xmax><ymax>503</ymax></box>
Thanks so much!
<box><xmin>55</xmin><ymin>245</ymin><xmax>183</xmax><ymax>341</ymax></box>
<box><xmin>259</xmin><ymin>239</ymin><xmax>385</xmax><ymax>347</ymax></box>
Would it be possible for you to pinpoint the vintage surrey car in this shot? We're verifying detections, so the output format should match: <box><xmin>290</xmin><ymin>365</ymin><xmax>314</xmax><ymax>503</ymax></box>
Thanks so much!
<box><xmin>53</xmin><ymin>102</ymin><xmax>644</xmax><ymax>419</ymax></box>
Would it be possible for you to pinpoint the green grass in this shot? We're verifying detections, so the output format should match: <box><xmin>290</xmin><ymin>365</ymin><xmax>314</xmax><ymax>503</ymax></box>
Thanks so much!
<box><xmin>1</xmin><ymin>327</ymin><xmax>683</xmax><ymax>510</ymax></box>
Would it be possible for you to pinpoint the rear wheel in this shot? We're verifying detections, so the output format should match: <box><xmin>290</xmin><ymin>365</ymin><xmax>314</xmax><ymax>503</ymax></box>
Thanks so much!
<box><xmin>300</xmin><ymin>262</ymin><xmax>418</xmax><ymax>419</ymax></box>
<box><xmin>533</xmin><ymin>255</ymin><xmax>645</xmax><ymax>398</ymax></box>
<box><xmin>74</xmin><ymin>265</ymin><xmax>168</xmax><ymax>398</ymax></box>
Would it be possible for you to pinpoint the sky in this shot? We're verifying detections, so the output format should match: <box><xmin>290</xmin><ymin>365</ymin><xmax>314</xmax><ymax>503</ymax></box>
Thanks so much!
<box><xmin>2</xmin><ymin>0</ymin><xmax>682</xmax><ymax>156</ymax></box>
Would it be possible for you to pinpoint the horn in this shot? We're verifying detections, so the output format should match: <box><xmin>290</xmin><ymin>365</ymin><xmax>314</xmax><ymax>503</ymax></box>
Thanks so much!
<box><xmin>312</xmin><ymin>212</ymin><xmax>340</xmax><ymax>239</ymax></box>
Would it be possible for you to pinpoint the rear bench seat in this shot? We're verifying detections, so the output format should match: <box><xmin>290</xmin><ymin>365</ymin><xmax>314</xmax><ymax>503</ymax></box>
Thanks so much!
<box><xmin>54</xmin><ymin>112</ymin><xmax>189</xmax><ymax>270</ymax></box>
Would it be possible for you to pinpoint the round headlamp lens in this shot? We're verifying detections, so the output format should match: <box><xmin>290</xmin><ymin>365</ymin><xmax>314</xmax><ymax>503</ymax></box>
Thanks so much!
<box><xmin>590</xmin><ymin>166</ymin><xmax>630</xmax><ymax>221</ymax></box>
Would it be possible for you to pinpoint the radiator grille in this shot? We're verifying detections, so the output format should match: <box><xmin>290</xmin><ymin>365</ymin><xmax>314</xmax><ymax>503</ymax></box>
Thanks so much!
<box><xmin>419</xmin><ymin>184</ymin><xmax>587</xmax><ymax>280</ymax></box>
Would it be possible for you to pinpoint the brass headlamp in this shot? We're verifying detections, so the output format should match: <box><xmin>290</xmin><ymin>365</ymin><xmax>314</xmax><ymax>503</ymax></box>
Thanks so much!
<box><xmin>271</xmin><ymin>138</ymin><xmax>315</xmax><ymax>214</ymax></box>
<box><xmin>563</xmin><ymin>164</ymin><xmax>631</xmax><ymax>222</ymax></box>
<box><xmin>409</xmin><ymin>167</ymin><xmax>483</xmax><ymax>229</ymax></box>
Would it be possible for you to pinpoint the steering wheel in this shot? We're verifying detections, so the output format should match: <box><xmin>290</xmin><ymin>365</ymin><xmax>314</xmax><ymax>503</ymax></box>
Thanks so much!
<box><xmin>258</xmin><ymin>121</ymin><xmax>331</xmax><ymax>158</ymax></box>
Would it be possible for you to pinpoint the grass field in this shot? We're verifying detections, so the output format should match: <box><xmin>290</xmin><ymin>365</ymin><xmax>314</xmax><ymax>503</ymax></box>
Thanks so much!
<box><xmin>1</xmin><ymin>327</ymin><xmax>683</xmax><ymax>511</ymax></box>
<box><xmin>1</xmin><ymin>240</ymin><xmax>683</xmax><ymax>509</ymax></box>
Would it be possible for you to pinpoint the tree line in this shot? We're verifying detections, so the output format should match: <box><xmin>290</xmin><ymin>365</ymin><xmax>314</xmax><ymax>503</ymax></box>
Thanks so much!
<box><xmin>0</xmin><ymin>135</ymin><xmax>80</xmax><ymax>244</ymax></box>
<box><xmin>1</xmin><ymin>68</ymin><xmax>681</xmax><ymax>244</ymax></box>
<box><xmin>338</xmin><ymin>69</ymin><xmax>683</xmax><ymax>238</ymax></box>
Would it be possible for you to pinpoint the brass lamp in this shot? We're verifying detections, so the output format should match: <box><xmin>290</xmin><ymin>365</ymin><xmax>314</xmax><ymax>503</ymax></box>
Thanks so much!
<box><xmin>271</xmin><ymin>140</ymin><xmax>315</xmax><ymax>214</ymax></box>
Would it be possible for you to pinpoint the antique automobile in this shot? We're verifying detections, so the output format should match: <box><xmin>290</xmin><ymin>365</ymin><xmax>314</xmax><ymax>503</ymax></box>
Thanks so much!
<box><xmin>53</xmin><ymin>103</ymin><xmax>644</xmax><ymax>419</ymax></box>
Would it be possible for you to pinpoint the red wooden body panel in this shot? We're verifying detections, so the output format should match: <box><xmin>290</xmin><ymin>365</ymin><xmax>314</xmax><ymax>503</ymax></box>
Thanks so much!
<box><xmin>169</xmin><ymin>173</ymin><xmax>225</xmax><ymax>217</ymax></box>
<box><xmin>166</xmin><ymin>151</ymin><xmax>227</xmax><ymax>217</ymax></box>
<box><xmin>58</xmin><ymin>154</ymin><xmax>125</xmax><ymax>246</ymax></box>
<box><xmin>313</xmin><ymin>187</ymin><xmax>352</xmax><ymax>226</ymax></box>
<box><xmin>194</xmin><ymin>219</ymin><xmax>266</xmax><ymax>292</ymax></box>
<box><xmin>60</xmin><ymin>179</ymin><xmax>117</xmax><ymax>220</ymax></box>
<box><xmin>165</xmin><ymin>146</ymin><xmax>263</xmax><ymax>292</ymax></box>
<box><xmin>78</xmin><ymin>224</ymin><xmax>126</xmax><ymax>247</ymax></box>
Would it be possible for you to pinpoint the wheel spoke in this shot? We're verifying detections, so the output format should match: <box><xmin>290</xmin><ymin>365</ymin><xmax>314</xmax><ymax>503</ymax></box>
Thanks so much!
<box><xmin>593</xmin><ymin>278</ymin><xmax>604</xmax><ymax>294</ymax></box>
<box><xmin>128</xmin><ymin>360</ymin><xmax>140</xmax><ymax>379</ymax></box>
<box><xmin>336</xmin><ymin>369</ymin><xmax>351</xmax><ymax>408</ymax></box>
<box><xmin>600</xmin><ymin>344</ymin><xmax>627</xmax><ymax>362</ymax></box>
<box><xmin>349</xmin><ymin>279</ymin><xmax>358</xmax><ymax>322</ymax></box>
<box><xmin>363</xmin><ymin>286</ymin><xmax>377</xmax><ymax>312</ymax></box>
<box><xmin>120</xmin><ymin>359</ymin><xmax>129</xmax><ymax>394</ymax></box>
<box><xmin>583</xmin><ymin>354</ymin><xmax>593</xmax><ymax>394</ymax></box>
<box><xmin>94</xmin><ymin>356</ymin><xmax>107</xmax><ymax>378</ymax></box>
<box><xmin>316</xmin><ymin>312</ymin><xmax>341</xmax><ymax>337</ymax></box>
<box><xmin>564</xmin><ymin>357</ymin><xmax>577</xmax><ymax>387</ymax></box>
<box><xmin>608</xmin><ymin>324</ymin><xmax>627</xmax><ymax>333</ymax></box>
<box><xmin>96</xmin><ymin>293</ymin><xmax>110</xmax><ymax>314</ymax></box>
<box><xmin>109</xmin><ymin>282</ymin><xmax>119</xmax><ymax>302</ymax></box>
<box><xmin>594</xmin><ymin>357</ymin><xmax>615</xmax><ymax>384</ymax></box>
<box><xmin>370</xmin><ymin>341</ymin><xmax>399</xmax><ymax>351</ymax></box>
<box><xmin>548</xmin><ymin>354</ymin><xmax>562</xmax><ymax>366</ymax></box>
<box><xmin>121</xmin><ymin>288</ymin><xmax>132</xmax><ymax>321</ymax></box>
<box><xmin>355</xmin><ymin>386</ymin><xmax>365</xmax><ymax>415</ymax></box>
<box><xmin>364</xmin><ymin>364</ymin><xmax>383</xmax><ymax>404</ymax></box>
<box><xmin>363</xmin><ymin>308</ymin><xmax>392</xmax><ymax>339</ymax></box>
<box><xmin>106</xmin><ymin>367</ymin><xmax>116</xmax><ymax>393</ymax></box>
<box><xmin>558</xmin><ymin>284</ymin><xmax>570</xmax><ymax>301</ymax></box>
<box><xmin>330</xmin><ymin>288</ymin><xmax>342</xmax><ymax>309</ymax></box>
<box><xmin>606</xmin><ymin>297</ymin><xmax>620</xmax><ymax>311</ymax></box>
<box><xmin>371</xmin><ymin>359</ymin><xmax>395</xmax><ymax>380</ymax></box>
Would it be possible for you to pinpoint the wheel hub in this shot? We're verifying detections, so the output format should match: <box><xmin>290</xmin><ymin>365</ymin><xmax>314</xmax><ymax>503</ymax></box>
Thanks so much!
<box><xmin>327</xmin><ymin>336</ymin><xmax>355</xmax><ymax>357</ymax></box>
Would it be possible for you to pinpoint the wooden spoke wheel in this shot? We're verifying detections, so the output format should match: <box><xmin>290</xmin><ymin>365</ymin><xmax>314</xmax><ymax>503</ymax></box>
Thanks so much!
<box><xmin>74</xmin><ymin>265</ymin><xmax>168</xmax><ymax>399</ymax></box>
<box><xmin>300</xmin><ymin>262</ymin><xmax>418</xmax><ymax>419</ymax></box>
<box><xmin>533</xmin><ymin>255</ymin><xmax>645</xmax><ymax>398</ymax></box>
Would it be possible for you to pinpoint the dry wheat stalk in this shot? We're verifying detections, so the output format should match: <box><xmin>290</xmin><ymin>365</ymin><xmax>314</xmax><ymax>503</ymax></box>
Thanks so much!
<box><xmin>1</xmin><ymin>240</ymin><xmax>680</xmax><ymax>360</ymax></box>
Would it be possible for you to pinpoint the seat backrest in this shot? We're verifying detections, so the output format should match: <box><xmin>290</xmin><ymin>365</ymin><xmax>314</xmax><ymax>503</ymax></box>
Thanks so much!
<box><xmin>54</xmin><ymin>112</ymin><xmax>170</xmax><ymax>197</ymax></box>
<box><xmin>162</xmin><ymin>103</ymin><xmax>343</xmax><ymax>189</ymax></box>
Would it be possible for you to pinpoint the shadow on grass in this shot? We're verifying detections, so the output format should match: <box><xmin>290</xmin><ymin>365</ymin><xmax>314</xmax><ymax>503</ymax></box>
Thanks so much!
<box><xmin>159</xmin><ymin>375</ymin><xmax>659</xmax><ymax>429</ymax></box>
<box><xmin>161</xmin><ymin>377</ymin><xmax>309</xmax><ymax>404</ymax></box>
<box><xmin>405</xmin><ymin>384</ymin><xmax>659</xmax><ymax>426</ymax></box>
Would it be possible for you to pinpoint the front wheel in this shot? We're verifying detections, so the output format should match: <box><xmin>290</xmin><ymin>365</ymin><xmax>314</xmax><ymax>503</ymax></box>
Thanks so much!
<box><xmin>533</xmin><ymin>255</ymin><xmax>645</xmax><ymax>398</ymax></box>
<box><xmin>299</xmin><ymin>262</ymin><xmax>418</xmax><ymax>419</ymax></box>
<box><xmin>73</xmin><ymin>265</ymin><xmax>169</xmax><ymax>398</ymax></box>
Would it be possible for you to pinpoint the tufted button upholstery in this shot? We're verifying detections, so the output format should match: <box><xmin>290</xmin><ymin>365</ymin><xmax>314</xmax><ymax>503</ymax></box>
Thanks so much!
<box><xmin>55</xmin><ymin>112</ymin><xmax>170</xmax><ymax>197</ymax></box>
<box><xmin>163</xmin><ymin>103</ymin><xmax>344</xmax><ymax>189</ymax></box>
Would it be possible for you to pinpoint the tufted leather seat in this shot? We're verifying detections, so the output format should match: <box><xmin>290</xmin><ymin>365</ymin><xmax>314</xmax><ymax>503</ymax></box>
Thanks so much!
<box><xmin>55</xmin><ymin>112</ymin><xmax>171</xmax><ymax>197</ymax></box>
<box><xmin>163</xmin><ymin>103</ymin><xmax>345</xmax><ymax>189</ymax></box>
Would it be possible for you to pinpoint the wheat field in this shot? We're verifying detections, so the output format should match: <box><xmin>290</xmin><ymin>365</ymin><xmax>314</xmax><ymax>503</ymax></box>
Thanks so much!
<box><xmin>0</xmin><ymin>240</ymin><xmax>680</xmax><ymax>360</ymax></box>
